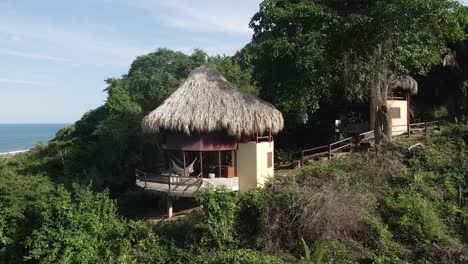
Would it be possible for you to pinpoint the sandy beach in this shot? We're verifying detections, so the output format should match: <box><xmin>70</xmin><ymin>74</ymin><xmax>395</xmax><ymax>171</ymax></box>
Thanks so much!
<box><xmin>0</xmin><ymin>150</ymin><xmax>29</xmax><ymax>159</ymax></box>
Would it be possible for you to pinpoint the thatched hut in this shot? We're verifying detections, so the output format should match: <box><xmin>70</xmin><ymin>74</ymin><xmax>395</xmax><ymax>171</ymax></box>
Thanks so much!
<box><xmin>142</xmin><ymin>64</ymin><xmax>283</xmax><ymax>137</ymax></box>
<box><xmin>340</xmin><ymin>75</ymin><xmax>418</xmax><ymax>136</ymax></box>
<box><xmin>385</xmin><ymin>75</ymin><xmax>419</xmax><ymax>136</ymax></box>
<box><xmin>137</xmin><ymin>63</ymin><xmax>284</xmax><ymax>217</ymax></box>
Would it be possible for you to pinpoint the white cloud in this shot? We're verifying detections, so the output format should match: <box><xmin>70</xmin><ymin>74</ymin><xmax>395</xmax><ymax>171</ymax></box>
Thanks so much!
<box><xmin>160</xmin><ymin>0</ymin><xmax>255</xmax><ymax>35</ymax></box>
<box><xmin>0</xmin><ymin>78</ymin><xmax>48</xmax><ymax>86</ymax></box>
<box><xmin>0</xmin><ymin>16</ymin><xmax>151</xmax><ymax>67</ymax></box>
<box><xmin>118</xmin><ymin>0</ymin><xmax>258</xmax><ymax>36</ymax></box>
<box><xmin>0</xmin><ymin>48</ymin><xmax>67</xmax><ymax>62</ymax></box>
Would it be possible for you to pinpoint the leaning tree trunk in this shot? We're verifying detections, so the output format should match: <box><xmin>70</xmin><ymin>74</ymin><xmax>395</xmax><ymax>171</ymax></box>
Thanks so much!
<box><xmin>372</xmin><ymin>71</ymin><xmax>393</xmax><ymax>144</ymax></box>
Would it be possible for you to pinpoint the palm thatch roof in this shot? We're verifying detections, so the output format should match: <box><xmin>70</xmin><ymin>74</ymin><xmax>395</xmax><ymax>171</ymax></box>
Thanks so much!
<box><xmin>390</xmin><ymin>75</ymin><xmax>418</xmax><ymax>95</ymax></box>
<box><xmin>142</xmin><ymin>64</ymin><xmax>284</xmax><ymax>138</ymax></box>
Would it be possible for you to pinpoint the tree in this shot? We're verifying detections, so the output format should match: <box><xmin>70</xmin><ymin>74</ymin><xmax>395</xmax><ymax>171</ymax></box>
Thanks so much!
<box><xmin>249</xmin><ymin>0</ymin><xmax>465</xmax><ymax>142</ymax></box>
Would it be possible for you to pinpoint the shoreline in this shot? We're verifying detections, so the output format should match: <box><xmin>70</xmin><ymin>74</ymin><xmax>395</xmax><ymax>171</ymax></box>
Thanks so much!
<box><xmin>0</xmin><ymin>149</ymin><xmax>29</xmax><ymax>157</ymax></box>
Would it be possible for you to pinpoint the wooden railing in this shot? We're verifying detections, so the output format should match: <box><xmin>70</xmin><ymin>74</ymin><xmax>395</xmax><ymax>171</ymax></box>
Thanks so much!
<box><xmin>293</xmin><ymin>120</ymin><xmax>441</xmax><ymax>166</ymax></box>
<box><xmin>135</xmin><ymin>169</ymin><xmax>203</xmax><ymax>190</ymax></box>
<box><xmin>409</xmin><ymin>121</ymin><xmax>441</xmax><ymax>136</ymax></box>
<box><xmin>296</xmin><ymin>137</ymin><xmax>353</xmax><ymax>165</ymax></box>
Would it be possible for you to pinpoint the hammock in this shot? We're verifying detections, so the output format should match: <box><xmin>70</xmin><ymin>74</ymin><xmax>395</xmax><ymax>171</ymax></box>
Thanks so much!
<box><xmin>171</xmin><ymin>158</ymin><xmax>197</xmax><ymax>176</ymax></box>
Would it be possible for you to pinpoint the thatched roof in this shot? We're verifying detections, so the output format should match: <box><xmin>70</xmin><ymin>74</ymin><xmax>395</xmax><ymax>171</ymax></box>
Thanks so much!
<box><xmin>142</xmin><ymin>64</ymin><xmax>284</xmax><ymax>138</ymax></box>
<box><xmin>390</xmin><ymin>75</ymin><xmax>418</xmax><ymax>95</ymax></box>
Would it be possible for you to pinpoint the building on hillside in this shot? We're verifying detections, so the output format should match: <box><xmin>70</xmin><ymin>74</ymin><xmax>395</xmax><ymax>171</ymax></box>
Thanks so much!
<box><xmin>339</xmin><ymin>75</ymin><xmax>418</xmax><ymax>136</ymax></box>
<box><xmin>136</xmin><ymin>63</ymin><xmax>284</xmax><ymax>217</ymax></box>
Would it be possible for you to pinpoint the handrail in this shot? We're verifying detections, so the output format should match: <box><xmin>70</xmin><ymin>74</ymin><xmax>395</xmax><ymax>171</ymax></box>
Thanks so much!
<box><xmin>294</xmin><ymin>120</ymin><xmax>440</xmax><ymax>165</ymax></box>
<box><xmin>135</xmin><ymin>169</ymin><xmax>203</xmax><ymax>190</ymax></box>
<box><xmin>301</xmin><ymin>145</ymin><xmax>328</xmax><ymax>153</ymax></box>
<box><xmin>330</xmin><ymin>137</ymin><xmax>353</xmax><ymax>147</ymax></box>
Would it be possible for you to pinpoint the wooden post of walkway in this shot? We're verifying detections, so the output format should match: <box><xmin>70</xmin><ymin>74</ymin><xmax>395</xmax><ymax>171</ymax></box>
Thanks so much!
<box><xmin>407</xmin><ymin>93</ymin><xmax>411</xmax><ymax>138</ymax></box>
<box><xmin>328</xmin><ymin>144</ymin><xmax>332</xmax><ymax>160</ymax></box>
<box><xmin>424</xmin><ymin>122</ymin><xmax>427</xmax><ymax>137</ymax></box>
<box><xmin>167</xmin><ymin>195</ymin><xmax>173</xmax><ymax>218</ymax></box>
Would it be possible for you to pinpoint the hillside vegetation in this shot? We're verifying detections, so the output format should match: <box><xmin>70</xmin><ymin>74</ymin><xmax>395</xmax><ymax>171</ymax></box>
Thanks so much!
<box><xmin>1</xmin><ymin>123</ymin><xmax>467</xmax><ymax>263</ymax></box>
<box><xmin>1</xmin><ymin>0</ymin><xmax>468</xmax><ymax>263</ymax></box>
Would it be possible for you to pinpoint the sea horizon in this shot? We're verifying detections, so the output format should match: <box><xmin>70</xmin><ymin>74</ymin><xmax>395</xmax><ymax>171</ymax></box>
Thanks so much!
<box><xmin>0</xmin><ymin>123</ymin><xmax>71</xmax><ymax>153</ymax></box>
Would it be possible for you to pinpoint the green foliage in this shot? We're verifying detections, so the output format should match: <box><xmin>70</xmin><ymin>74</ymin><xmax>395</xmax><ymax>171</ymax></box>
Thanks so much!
<box><xmin>310</xmin><ymin>242</ymin><xmax>324</xmax><ymax>264</ymax></box>
<box><xmin>0</xmin><ymin>171</ymin><xmax>56</xmax><ymax>263</ymax></box>
<box><xmin>25</xmin><ymin>185</ymin><xmax>130</xmax><ymax>263</ymax></box>
<box><xmin>248</xmin><ymin>0</ymin><xmax>465</xmax><ymax>123</ymax></box>
<box><xmin>260</xmin><ymin>123</ymin><xmax>468</xmax><ymax>262</ymax></box>
<box><xmin>237</xmin><ymin>189</ymin><xmax>265</xmax><ymax>248</ymax></box>
<box><xmin>195</xmin><ymin>187</ymin><xmax>239</xmax><ymax>249</ymax></box>
<box><xmin>301</xmin><ymin>238</ymin><xmax>311</xmax><ymax>262</ymax></box>
<box><xmin>385</xmin><ymin>188</ymin><xmax>445</xmax><ymax>242</ymax></box>
<box><xmin>301</xmin><ymin>238</ymin><xmax>324</xmax><ymax>264</ymax></box>
<box><xmin>200</xmin><ymin>249</ymin><xmax>285</xmax><ymax>264</ymax></box>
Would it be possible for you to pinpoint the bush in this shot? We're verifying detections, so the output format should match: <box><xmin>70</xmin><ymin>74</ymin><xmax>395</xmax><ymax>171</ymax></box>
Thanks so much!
<box><xmin>25</xmin><ymin>185</ymin><xmax>131</xmax><ymax>263</ymax></box>
<box><xmin>201</xmin><ymin>249</ymin><xmax>286</xmax><ymax>264</ymax></box>
<box><xmin>194</xmin><ymin>187</ymin><xmax>239</xmax><ymax>249</ymax></box>
<box><xmin>237</xmin><ymin>189</ymin><xmax>265</xmax><ymax>248</ymax></box>
<box><xmin>0</xmin><ymin>171</ymin><xmax>56</xmax><ymax>263</ymax></box>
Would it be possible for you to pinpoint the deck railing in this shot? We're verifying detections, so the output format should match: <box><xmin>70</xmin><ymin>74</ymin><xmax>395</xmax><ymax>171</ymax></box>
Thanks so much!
<box><xmin>135</xmin><ymin>169</ymin><xmax>203</xmax><ymax>190</ymax></box>
<box><xmin>293</xmin><ymin>120</ymin><xmax>441</xmax><ymax>166</ymax></box>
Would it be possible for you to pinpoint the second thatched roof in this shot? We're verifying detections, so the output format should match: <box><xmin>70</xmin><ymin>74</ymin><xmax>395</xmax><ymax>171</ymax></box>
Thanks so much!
<box><xmin>391</xmin><ymin>75</ymin><xmax>418</xmax><ymax>95</ymax></box>
<box><xmin>142</xmin><ymin>64</ymin><xmax>284</xmax><ymax>138</ymax></box>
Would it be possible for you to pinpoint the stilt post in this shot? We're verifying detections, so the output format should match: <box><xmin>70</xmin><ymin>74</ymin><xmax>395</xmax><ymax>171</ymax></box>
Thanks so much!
<box><xmin>167</xmin><ymin>195</ymin><xmax>173</xmax><ymax>218</ymax></box>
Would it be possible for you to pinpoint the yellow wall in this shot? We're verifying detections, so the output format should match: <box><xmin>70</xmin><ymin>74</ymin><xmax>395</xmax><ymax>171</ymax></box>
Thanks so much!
<box><xmin>387</xmin><ymin>100</ymin><xmax>408</xmax><ymax>136</ymax></box>
<box><xmin>236</xmin><ymin>141</ymin><xmax>274</xmax><ymax>193</ymax></box>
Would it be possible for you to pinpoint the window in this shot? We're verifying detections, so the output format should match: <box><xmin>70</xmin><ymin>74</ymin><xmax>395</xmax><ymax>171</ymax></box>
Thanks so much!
<box><xmin>267</xmin><ymin>152</ymin><xmax>273</xmax><ymax>168</ymax></box>
<box><xmin>390</xmin><ymin>107</ymin><xmax>401</xmax><ymax>119</ymax></box>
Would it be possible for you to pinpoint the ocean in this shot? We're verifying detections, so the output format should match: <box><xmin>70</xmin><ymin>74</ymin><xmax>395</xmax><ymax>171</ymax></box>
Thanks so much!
<box><xmin>0</xmin><ymin>124</ymin><xmax>70</xmax><ymax>154</ymax></box>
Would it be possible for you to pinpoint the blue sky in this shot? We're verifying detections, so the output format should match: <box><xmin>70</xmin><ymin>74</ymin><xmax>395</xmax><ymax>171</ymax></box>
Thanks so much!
<box><xmin>0</xmin><ymin>0</ymin><xmax>260</xmax><ymax>123</ymax></box>
<box><xmin>0</xmin><ymin>0</ymin><xmax>467</xmax><ymax>124</ymax></box>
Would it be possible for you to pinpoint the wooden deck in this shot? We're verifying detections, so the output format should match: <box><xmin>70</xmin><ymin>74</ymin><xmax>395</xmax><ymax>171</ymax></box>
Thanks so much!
<box><xmin>135</xmin><ymin>172</ymin><xmax>239</xmax><ymax>197</ymax></box>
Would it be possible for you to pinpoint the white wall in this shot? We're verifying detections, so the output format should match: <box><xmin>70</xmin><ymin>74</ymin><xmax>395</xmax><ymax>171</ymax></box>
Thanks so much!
<box><xmin>236</xmin><ymin>141</ymin><xmax>274</xmax><ymax>193</ymax></box>
<box><xmin>387</xmin><ymin>100</ymin><xmax>408</xmax><ymax>136</ymax></box>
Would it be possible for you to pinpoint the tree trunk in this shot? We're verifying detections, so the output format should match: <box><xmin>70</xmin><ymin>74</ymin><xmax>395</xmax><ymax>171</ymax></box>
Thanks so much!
<box><xmin>373</xmin><ymin>71</ymin><xmax>392</xmax><ymax>144</ymax></box>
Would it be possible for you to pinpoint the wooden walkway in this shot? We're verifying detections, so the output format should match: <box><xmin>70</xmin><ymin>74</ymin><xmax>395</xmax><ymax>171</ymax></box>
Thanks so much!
<box><xmin>291</xmin><ymin>121</ymin><xmax>441</xmax><ymax>166</ymax></box>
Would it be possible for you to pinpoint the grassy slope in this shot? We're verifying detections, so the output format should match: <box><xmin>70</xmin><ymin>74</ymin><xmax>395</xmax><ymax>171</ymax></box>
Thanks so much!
<box><xmin>262</xmin><ymin>122</ymin><xmax>468</xmax><ymax>263</ymax></box>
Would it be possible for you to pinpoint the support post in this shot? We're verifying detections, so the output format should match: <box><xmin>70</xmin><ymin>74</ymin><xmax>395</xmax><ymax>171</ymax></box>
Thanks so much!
<box><xmin>183</xmin><ymin>151</ymin><xmax>186</xmax><ymax>176</ymax></box>
<box><xmin>301</xmin><ymin>151</ymin><xmax>304</xmax><ymax>166</ymax></box>
<box><xmin>232</xmin><ymin>150</ymin><xmax>237</xmax><ymax>176</ymax></box>
<box><xmin>167</xmin><ymin>196</ymin><xmax>173</xmax><ymax>218</ymax></box>
<box><xmin>407</xmin><ymin>93</ymin><xmax>411</xmax><ymax>138</ymax></box>
<box><xmin>424</xmin><ymin>122</ymin><xmax>427</xmax><ymax>136</ymax></box>
<box><xmin>168</xmin><ymin>174</ymin><xmax>171</xmax><ymax>190</ymax></box>
<box><xmin>328</xmin><ymin>144</ymin><xmax>332</xmax><ymax>160</ymax></box>
<box><xmin>218</xmin><ymin>151</ymin><xmax>222</xmax><ymax>178</ymax></box>
<box><xmin>200</xmin><ymin>151</ymin><xmax>203</xmax><ymax>178</ymax></box>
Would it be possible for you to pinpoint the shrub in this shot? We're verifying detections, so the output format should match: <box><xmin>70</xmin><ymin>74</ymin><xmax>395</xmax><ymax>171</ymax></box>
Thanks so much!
<box><xmin>0</xmin><ymin>171</ymin><xmax>56</xmax><ymax>263</ymax></box>
<box><xmin>194</xmin><ymin>187</ymin><xmax>239</xmax><ymax>249</ymax></box>
<box><xmin>237</xmin><ymin>189</ymin><xmax>265</xmax><ymax>248</ymax></box>
<box><xmin>25</xmin><ymin>185</ymin><xmax>131</xmax><ymax>263</ymax></box>
<box><xmin>201</xmin><ymin>249</ymin><xmax>286</xmax><ymax>264</ymax></box>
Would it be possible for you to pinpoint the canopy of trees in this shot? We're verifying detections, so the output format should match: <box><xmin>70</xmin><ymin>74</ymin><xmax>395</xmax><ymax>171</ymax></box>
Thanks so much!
<box><xmin>246</xmin><ymin>0</ymin><xmax>465</xmax><ymax>124</ymax></box>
